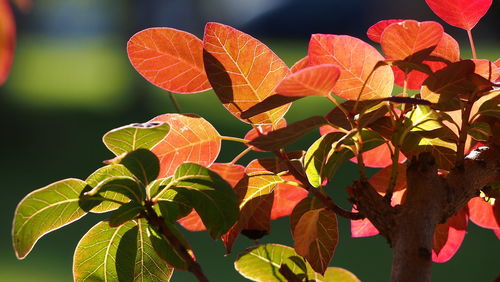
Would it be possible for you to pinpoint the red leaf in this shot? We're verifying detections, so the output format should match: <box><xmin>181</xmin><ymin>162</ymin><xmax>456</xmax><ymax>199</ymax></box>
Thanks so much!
<box><xmin>290</xmin><ymin>56</ymin><xmax>310</xmax><ymax>73</ymax></box>
<box><xmin>494</xmin><ymin>59</ymin><xmax>500</xmax><ymax>82</ymax></box>
<box><xmin>150</xmin><ymin>114</ymin><xmax>221</xmax><ymax>177</ymax></box>
<box><xmin>246</xmin><ymin>156</ymin><xmax>308</xmax><ymax>219</ymax></box>
<box><xmin>494</xmin><ymin>229</ymin><xmax>500</xmax><ymax>239</ymax></box>
<box><xmin>276</xmin><ymin>64</ymin><xmax>340</xmax><ymax>97</ymax></box>
<box><xmin>0</xmin><ymin>0</ymin><xmax>15</xmax><ymax>85</ymax></box>
<box><xmin>177</xmin><ymin>163</ymin><xmax>245</xmax><ymax>232</ymax></box>
<box><xmin>468</xmin><ymin>197</ymin><xmax>500</xmax><ymax>229</ymax></box>
<box><xmin>203</xmin><ymin>22</ymin><xmax>290</xmax><ymax>124</ymax></box>
<box><xmin>350</xmin><ymin>209</ymin><xmax>380</xmax><ymax>238</ymax></box>
<box><xmin>308</xmin><ymin>34</ymin><xmax>393</xmax><ymax>100</ymax></box>
<box><xmin>127</xmin><ymin>28</ymin><xmax>211</xmax><ymax>93</ymax></box>
<box><xmin>472</xmin><ymin>59</ymin><xmax>500</xmax><ymax>82</ymax></box>
<box><xmin>366</xmin><ymin>19</ymin><xmax>404</xmax><ymax>43</ymax></box>
<box><xmin>432</xmin><ymin>208</ymin><xmax>468</xmax><ymax>262</ymax></box>
<box><xmin>381</xmin><ymin>20</ymin><xmax>443</xmax><ymax>62</ymax></box>
<box><xmin>244</xmin><ymin>118</ymin><xmax>287</xmax><ymax>152</ymax></box>
<box><xmin>425</xmin><ymin>0</ymin><xmax>492</xmax><ymax>30</ymax></box>
<box><xmin>392</xmin><ymin>32</ymin><xmax>460</xmax><ymax>90</ymax></box>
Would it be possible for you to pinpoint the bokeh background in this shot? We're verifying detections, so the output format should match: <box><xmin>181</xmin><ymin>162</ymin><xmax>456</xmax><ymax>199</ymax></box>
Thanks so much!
<box><xmin>1</xmin><ymin>0</ymin><xmax>499</xmax><ymax>281</ymax></box>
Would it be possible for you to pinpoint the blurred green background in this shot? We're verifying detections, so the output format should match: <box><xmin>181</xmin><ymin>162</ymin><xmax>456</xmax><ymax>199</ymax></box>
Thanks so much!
<box><xmin>1</xmin><ymin>0</ymin><xmax>498</xmax><ymax>281</ymax></box>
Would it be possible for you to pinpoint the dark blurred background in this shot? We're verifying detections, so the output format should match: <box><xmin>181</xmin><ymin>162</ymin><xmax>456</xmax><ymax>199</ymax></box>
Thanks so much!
<box><xmin>1</xmin><ymin>0</ymin><xmax>499</xmax><ymax>281</ymax></box>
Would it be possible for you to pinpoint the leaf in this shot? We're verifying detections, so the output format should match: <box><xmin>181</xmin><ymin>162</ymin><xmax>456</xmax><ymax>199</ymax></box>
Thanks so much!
<box><xmin>127</xmin><ymin>27</ymin><xmax>211</xmax><ymax>93</ymax></box>
<box><xmin>241</xmin><ymin>95</ymin><xmax>301</xmax><ymax>120</ymax></box>
<box><xmin>476</xmin><ymin>96</ymin><xmax>500</xmax><ymax>119</ymax></box>
<box><xmin>83</xmin><ymin>176</ymin><xmax>143</xmax><ymax>205</ymax></box>
<box><xmin>166</xmin><ymin>163</ymin><xmax>239</xmax><ymax>238</ymax></box>
<box><xmin>117</xmin><ymin>149</ymin><xmax>159</xmax><ymax>188</ymax></box>
<box><xmin>468</xmin><ymin>121</ymin><xmax>492</xmax><ymax>141</ymax></box>
<box><xmin>432</xmin><ymin>208</ymin><xmax>468</xmax><ymax>263</ymax></box>
<box><xmin>425</xmin><ymin>0</ymin><xmax>492</xmax><ymax>30</ymax></box>
<box><xmin>73</xmin><ymin>221</ymin><xmax>138</xmax><ymax>282</ymax></box>
<box><xmin>468</xmin><ymin>197</ymin><xmax>500</xmax><ymax>229</ymax></box>
<box><xmin>249</xmin><ymin>116</ymin><xmax>327</xmax><ymax>151</ymax></box>
<box><xmin>222</xmin><ymin>174</ymin><xmax>283</xmax><ymax>253</ymax></box>
<box><xmin>147</xmin><ymin>222</ymin><xmax>192</xmax><ymax>270</ymax></box>
<box><xmin>85</xmin><ymin>165</ymin><xmax>136</xmax><ymax>213</ymax></box>
<box><xmin>293</xmin><ymin>208</ymin><xmax>338</xmax><ymax>275</ymax></box>
<box><xmin>234</xmin><ymin>244</ymin><xmax>359</xmax><ymax>282</ymax></box>
<box><xmin>308</xmin><ymin>34</ymin><xmax>393</xmax><ymax>100</ymax></box>
<box><xmin>304</xmin><ymin>132</ymin><xmax>352</xmax><ymax>187</ymax></box>
<box><xmin>403</xmin><ymin>132</ymin><xmax>457</xmax><ymax>171</ymax></box>
<box><xmin>290</xmin><ymin>56</ymin><xmax>310</xmax><ymax>73</ymax></box>
<box><xmin>177</xmin><ymin>162</ymin><xmax>245</xmax><ymax>231</ymax></box>
<box><xmin>103</xmin><ymin>122</ymin><xmax>170</xmax><ymax>156</ymax></box>
<box><xmin>150</xmin><ymin>113</ymin><xmax>221</xmax><ymax>178</ymax></box>
<box><xmin>13</xmin><ymin>179</ymin><xmax>89</xmax><ymax>259</ymax></box>
<box><xmin>245</xmin><ymin>156</ymin><xmax>308</xmax><ymax>219</ymax></box>
<box><xmin>472</xmin><ymin>59</ymin><xmax>500</xmax><ymax>82</ymax></box>
<box><xmin>135</xmin><ymin>219</ymin><xmax>175</xmax><ymax>280</ymax></box>
<box><xmin>352</xmin><ymin>143</ymin><xmax>405</xmax><ymax>168</ymax></box>
<box><xmin>275</xmin><ymin>64</ymin><xmax>341</xmax><ymax>97</ymax></box>
<box><xmin>0</xmin><ymin>0</ymin><xmax>15</xmax><ymax>85</ymax></box>
<box><xmin>203</xmin><ymin>22</ymin><xmax>290</xmax><ymax>124</ymax></box>
<box><xmin>109</xmin><ymin>202</ymin><xmax>143</xmax><ymax>227</ymax></box>
<box><xmin>149</xmin><ymin>177</ymin><xmax>192</xmax><ymax>224</ymax></box>
<box><xmin>244</xmin><ymin>118</ymin><xmax>287</xmax><ymax>152</ymax></box>
<box><xmin>380</xmin><ymin>20</ymin><xmax>443</xmax><ymax>63</ymax></box>
<box><xmin>366</xmin><ymin>19</ymin><xmax>404</xmax><ymax>43</ymax></box>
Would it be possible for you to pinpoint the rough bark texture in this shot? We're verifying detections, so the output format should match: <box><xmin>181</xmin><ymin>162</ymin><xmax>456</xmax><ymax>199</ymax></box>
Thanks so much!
<box><xmin>351</xmin><ymin>145</ymin><xmax>500</xmax><ymax>282</ymax></box>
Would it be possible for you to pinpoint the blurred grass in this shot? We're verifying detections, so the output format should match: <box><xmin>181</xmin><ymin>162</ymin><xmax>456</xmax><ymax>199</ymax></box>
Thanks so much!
<box><xmin>1</xmin><ymin>36</ymin><xmax>499</xmax><ymax>282</ymax></box>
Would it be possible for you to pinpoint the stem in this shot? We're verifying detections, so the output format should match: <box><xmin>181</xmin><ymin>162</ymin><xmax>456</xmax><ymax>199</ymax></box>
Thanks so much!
<box><xmin>230</xmin><ymin>146</ymin><xmax>254</xmax><ymax>165</ymax></box>
<box><xmin>220</xmin><ymin>136</ymin><xmax>249</xmax><ymax>143</ymax></box>
<box><xmin>144</xmin><ymin>204</ymin><xmax>209</xmax><ymax>282</ymax></box>
<box><xmin>466</xmin><ymin>29</ymin><xmax>477</xmax><ymax>59</ymax></box>
<box><xmin>168</xmin><ymin>92</ymin><xmax>182</xmax><ymax>113</ymax></box>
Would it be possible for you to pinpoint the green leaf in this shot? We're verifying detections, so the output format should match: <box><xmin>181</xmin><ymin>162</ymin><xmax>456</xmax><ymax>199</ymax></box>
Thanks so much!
<box><xmin>135</xmin><ymin>219</ymin><xmax>173</xmax><ymax>280</ymax></box>
<box><xmin>162</xmin><ymin>163</ymin><xmax>239</xmax><ymax>238</ymax></box>
<box><xmin>468</xmin><ymin>121</ymin><xmax>492</xmax><ymax>142</ymax></box>
<box><xmin>85</xmin><ymin>164</ymin><xmax>135</xmax><ymax>213</ymax></box>
<box><xmin>304</xmin><ymin>132</ymin><xmax>352</xmax><ymax>187</ymax></box>
<box><xmin>148</xmin><ymin>223</ymin><xmax>191</xmax><ymax>270</ymax></box>
<box><xmin>73</xmin><ymin>221</ymin><xmax>137</xmax><ymax>282</ymax></box>
<box><xmin>249</xmin><ymin>116</ymin><xmax>328</xmax><ymax>151</ymax></box>
<box><xmin>83</xmin><ymin>177</ymin><xmax>143</xmax><ymax>212</ymax></box>
<box><xmin>109</xmin><ymin>202</ymin><xmax>144</xmax><ymax>227</ymax></box>
<box><xmin>402</xmin><ymin>132</ymin><xmax>457</xmax><ymax>170</ymax></box>
<box><xmin>119</xmin><ymin>149</ymin><xmax>160</xmax><ymax>186</ymax></box>
<box><xmin>103</xmin><ymin>122</ymin><xmax>170</xmax><ymax>156</ymax></box>
<box><xmin>13</xmin><ymin>179</ymin><xmax>89</xmax><ymax>259</ymax></box>
<box><xmin>408</xmin><ymin>105</ymin><xmax>442</xmax><ymax>132</ymax></box>
<box><xmin>234</xmin><ymin>244</ymin><xmax>359</xmax><ymax>282</ymax></box>
<box><xmin>149</xmin><ymin>177</ymin><xmax>192</xmax><ymax>223</ymax></box>
<box><xmin>476</xmin><ymin>97</ymin><xmax>500</xmax><ymax>119</ymax></box>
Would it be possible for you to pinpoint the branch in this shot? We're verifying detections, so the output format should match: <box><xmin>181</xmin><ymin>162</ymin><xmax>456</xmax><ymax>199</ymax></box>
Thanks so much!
<box><xmin>144</xmin><ymin>204</ymin><xmax>209</xmax><ymax>282</ymax></box>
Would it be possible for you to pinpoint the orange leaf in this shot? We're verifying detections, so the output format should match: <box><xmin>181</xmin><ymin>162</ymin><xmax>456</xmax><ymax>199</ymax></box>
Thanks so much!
<box><xmin>0</xmin><ymin>0</ymin><xmax>15</xmax><ymax>85</ymax></box>
<box><xmin>494</xmin><ymin>229</ymin><xmax>500</xmax><ymax>240</ymax></box>
<box><xmin>468</xmin><ymin>197</ymin><xmax>500</xmax><ymax>229</ymax></box>
<box><xmin>246</xmin><ymin>156</ymin><xmax>308</xmax><ymax>219</ymax></box>
<box><xmin>308</xmin><ymin>34</ymin><xmax>393</xmax><ymax>100</ymax></box>
<box><xmin>293</xmin><ymin>208</ymin><xmax>338</xmax><ymax>275</ymax></box>
<box><xmin>127</xmin><ymin>28</ymin><xmax>211</xmax><ymax>93</ymax></box>
<box><xmin>381</xmin><ymin>20</ymin><xmax>443</xmax><ymax>63</ymax></box>
<box><xmin>178</xmin><ymin>163</ymin><xmax>245</xmax><ymax>232</ymax></box>
<box><xmin>244</xmin><ymin>118</ymin><xmax>287</xmax><ymax>152</ymax></box>
<box><xmin>276</xmin><ymin>64</ymin><xmax>340</xmax><ymax>97</ymax></box>
<box><xmin>203</xmin><ymin>22</ymin><xmax>290</xmax><ymax>124</ymax></box>
<box><xmin>150</xmin><ymin>114</ymin><xmax>221</xmax><ymax>177</ymax></box>
<box><xmin>432</xmin><ymin>208</ymin><xmax>468</xmax><ymax>262</ymax></box>
<box><xmin>472</xmin><ymin>59</ymin><xmax>500</xmax><ymax>82</ymax></box>
<box><xmin>494</xmin><ymin>59</ymin><xmax>500</xmax><ymax>82</ymax></box>
<box><xmin>366</xmin><ymin>19</ymin><xmax>404</xmax><ymax>43</ymax></box>
<box><xmin>290</xmin><ymin>56</ymin><xmax>310</xmax><ymax>73</ymax></box>
<box><xmin>425</xmin><ymin>0</ymin><xmax>492</xmax><ymax>30</ymax></box>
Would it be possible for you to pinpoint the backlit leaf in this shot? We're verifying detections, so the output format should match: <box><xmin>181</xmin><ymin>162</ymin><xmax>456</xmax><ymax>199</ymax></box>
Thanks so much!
<box><xmin>249</xmin><ymin>116</ymin><xmax>327</xmax><ymax>151</ymax></box>
<box><xmin>432</xmin><ymin>208</ymin><xmax>468</xmax><ymax>263</ymax></box>
<box><xmin>149</xmin><ymin>177</ymin><xmax>192</xmax><ymax>224</ymax></box>
<box><xmin>109</xmin><ymin>202</ymin><xmax>143</xmax><ymax>227</ymax></box>
<box><xmin>472</xmin><ymin>59</ymin><xmax>500</xmax><ymax>82</ymax></box>
<box><xmin>85</xmin><ymin>165</ymin><xmax>135</xmax><ymax>213</ymax></box>
<box><xmin>293</xmin><ymin>208</ymin><xmax>338</xmax><ymax>274</ymax></box>
<box><xmin>308</xmin><ymin>34</ymin><xmax>393</xmax><ymax>100</ymax></box>
<box><xmin>381</xmin><ymin>20</ymin><xmax>443</xmax><ymax>63</ymax></box>
<box><xmin>203</xmin><ymin>22</ymin><xmax>290</xmax><ymax>124</ymax></box>
<box><xmin>0</xmin><ymin>0</ymin><xmax>15</xmax><ymax>85</ymax></box>
<box><xmin>313</xmin><ymin>267</ymin><xmax>360</xmax><ymax>282</ymax></box>
<box><xmin>425</xmin><ymin>0</ymin><xmax>492</xmax><ymax>30</ymax></box>
<box><xmin>476</xmin><ymin>96</ymin><xmax>500</xmax><ymax>119</ymax></box>
<box><xmin>468</xmin><ymin>121</ymin><xmax>492</xmax><ymax>141</ymax></box>
<box><xmin>127</xmin><ymin>28</ymin><xmax>211</xmax><ymax>93</ymax></box>
<box><xmin>290</xmin><ymin>56</ymin><xmax>310</xmax><ymax>73</ymax></box>
<box><xmin>119</xmin><ymin>149</ymin><xmax>159</xmax><ymax>186</ymax></box>
<box><xmin>178</xmin><ymin>163</ymin><xmax>245</xmax><ymax>231</ymax></box>
<box><xmin>244</xmin><ymin>118</ymin><xmax>287</xmax><ymax>152</ymax></box>
<box><xmin>366</xmin><ymin>19</ymin><xmax>404</xmax><ymax>43</ymax></box>
<box><xmin>13</xmin><ymin>179</ymin><xmax>89</xmax><ymax>259</ymax></box>
<box><xmin>275</xmin><ymin>64</ymin><xmax>340</xmax><ymax>97</ymax></box>
<box><xmin>148</xmin><ymin>222</ymin><xmax>191</xmax><ymax>270</ymax></box>
<box><xmin>73</xmin><ymin>221</ymin><xmax>138</xmax><ymax>282</ymax></box>
<box><xmin>150</xmin><ymin>113</ymin><xmax>221</xmax><ymax>178</ymax></box>
<box><xmin>103</xmin><ymin>122</ymin><xmax>170</xmax><ymax>156</ymax></box>
<box><xmin>468</xmin><ymin>197</ymin><xmax>500</xmax><ymax>229</ymax></box>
